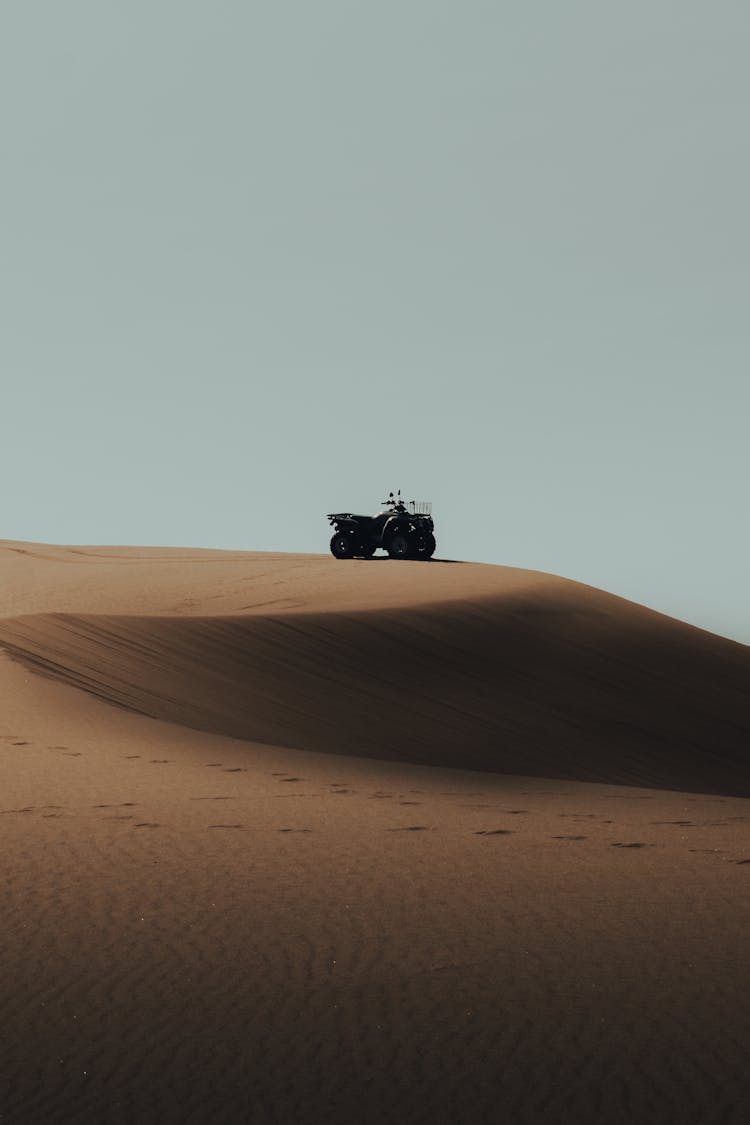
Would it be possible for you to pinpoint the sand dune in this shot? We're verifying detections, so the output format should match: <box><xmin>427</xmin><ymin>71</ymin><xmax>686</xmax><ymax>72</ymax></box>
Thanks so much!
<box><xmin>1</xmin><ymin>542</ymin><xmax>749</xmax><ymax>795</ymax></box>
<box><xmin>2</xmin><ymin>542</ymin><xmax>749</xmax><ymax>1124</ymax></box>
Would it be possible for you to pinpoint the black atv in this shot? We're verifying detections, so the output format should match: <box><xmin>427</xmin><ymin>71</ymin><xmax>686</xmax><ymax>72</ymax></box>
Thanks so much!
<box><xmin>327</xmin><ymin>491</ymin><xmax>436</xmax><ymax>560</ymax></box>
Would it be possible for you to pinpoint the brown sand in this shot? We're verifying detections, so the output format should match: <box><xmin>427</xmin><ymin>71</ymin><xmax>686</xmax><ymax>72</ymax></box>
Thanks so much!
<box><xmin>1</xmin><ymin>541</ymin><xmax>749</xmax><ymax>1123</ymax></box>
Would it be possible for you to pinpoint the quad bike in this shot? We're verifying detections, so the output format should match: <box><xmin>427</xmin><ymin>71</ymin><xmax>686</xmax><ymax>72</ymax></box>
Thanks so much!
<box><xmin>327</xmin><ymin>491</ymin><xmax>436</xmax><ymax>560</ymax></box>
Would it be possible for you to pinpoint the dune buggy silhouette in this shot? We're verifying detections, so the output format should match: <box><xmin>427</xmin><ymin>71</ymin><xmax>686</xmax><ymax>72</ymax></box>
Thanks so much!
<box><xmin>327</xmin><ymin>491</ymin><xmax>436</xmax><ymax>560</ymax></box>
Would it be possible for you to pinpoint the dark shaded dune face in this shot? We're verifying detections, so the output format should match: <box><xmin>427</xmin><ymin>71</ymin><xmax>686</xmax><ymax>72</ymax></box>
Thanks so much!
<box><xmin>1</xmin><ymin>583</ymin><xmax>749</xmax><ymax>795</ymax></box>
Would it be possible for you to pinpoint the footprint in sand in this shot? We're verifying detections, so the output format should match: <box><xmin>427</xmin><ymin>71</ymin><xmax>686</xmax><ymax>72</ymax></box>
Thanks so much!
<box><xmin>279</xmin><ymin>777</ymin><xmax>303</xmax><ymax>783</ymax></box>
<box><xmin>207</xmin><ymin>824</ymin><xmax>243</xmax><ymax>829</ymax></box>
<box><xmin>387</xmin><ymin>826</ymin><xmax>429</xmax><ymax>832</ymax></box>
<box><xmin>612</xmin><ymin>842</ymin><xmax>650</xmax><ymax>848</ymax></box>
<box><xmin>150</xmin><ymin>759</ymin><xmax>170</xmax><ymax>764</ymax></box>
<box><xmin>190</xmin><ymin>796</ymin><xmax>233</xmax><ymax>801</ymax></box>
<box><xmin>12</xmin><ymin>741</ymin><xmax>29</xmax><ymax>746</ymax></box>
<box><xmin>278</xmin><ymin>828</ymin><xmax>313</xmax><ymax>833</ymax></box>
<box><xmin>124</xmin><ymin>755</ymin><xmax>140</xmax><ymax>760</ymax></box>
<box><xmin>134</xmin><ymin>822</ymin><xmax>159</xmax><ymax>828</ymax></box>
<box><xmin>475</xmin><ymin>829</ymin><xmax>513</xmax><ymax>836</ymax></box>
<box><xmin>736</xmin><ymin>859</ymin><xmax>750</xmax><ymax>865</ymax></box>
<box><xmin>223</xmin><ymin>768</ymin><xmax>247</xmax><ymax>773</ymax></box>
<box><xmin>551</xmin><ymin>834</ymin><xmax>588</xmax><ymax>841</ymax></box>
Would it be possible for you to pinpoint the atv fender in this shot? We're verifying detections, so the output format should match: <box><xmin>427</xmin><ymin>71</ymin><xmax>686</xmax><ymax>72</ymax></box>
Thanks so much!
<box><xmin>382</xmin><ymin>515</ymin><xmax>410</xmax><ymax>544</ymax></box>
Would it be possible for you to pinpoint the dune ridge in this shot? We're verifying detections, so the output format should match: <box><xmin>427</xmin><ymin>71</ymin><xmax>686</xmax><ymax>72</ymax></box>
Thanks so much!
<box><xmin>2</xmin><ymin>568</ymin><xmax>749</xmax><ymax>795</ymax></box>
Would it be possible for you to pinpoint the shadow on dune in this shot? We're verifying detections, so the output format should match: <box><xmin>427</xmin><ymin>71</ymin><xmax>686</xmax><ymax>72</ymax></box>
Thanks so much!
<box><xmin>356</xmin><ymin>555</ymin><xmax>465</xmax><ymax>564</ymax></box>
<box><xmin>1</xmin><ymin>585</ymin><xmax>749</xmax><ymax>795</ymax></box>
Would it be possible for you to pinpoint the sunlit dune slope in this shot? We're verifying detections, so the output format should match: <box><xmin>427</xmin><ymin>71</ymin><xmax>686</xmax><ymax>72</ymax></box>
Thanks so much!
<box><xmin>1</xmin><ymin>542</ymin><xmax>749</xmax><ymax>794</ymax></box>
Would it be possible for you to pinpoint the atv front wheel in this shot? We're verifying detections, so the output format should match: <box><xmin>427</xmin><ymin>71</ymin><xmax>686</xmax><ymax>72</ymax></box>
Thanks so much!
<box><xmin>387</xmin><ymin>533</ymin><xmax>411</xmax><ymax>560</ymax></box>
<box><xmin>412</xmin><ymin>532</ymin><xmax>436</xmax><ymax>560</ymax></box>
<box><xmin>330</xmin><ymin>532</ymin><xmax>355</xmax><ymax>559</ymax></box>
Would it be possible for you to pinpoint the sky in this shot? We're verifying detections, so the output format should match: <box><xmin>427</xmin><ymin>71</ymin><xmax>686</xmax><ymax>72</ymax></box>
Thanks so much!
<box><xmin>2</xmin><ymin>1</ymin><xmax>749</xmax><ymax>643</ymax></box>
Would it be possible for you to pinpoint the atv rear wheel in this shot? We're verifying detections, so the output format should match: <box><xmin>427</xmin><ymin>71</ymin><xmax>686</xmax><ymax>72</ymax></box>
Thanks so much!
<box><xmin>330</xmin><ymin>532</ymin><xmax>355</xmax><ymax>559</ymax></box>
<box><xmin>387</xmin><ymin>533</ymin><xmax>411</xmax><ymax>560</ymax></box>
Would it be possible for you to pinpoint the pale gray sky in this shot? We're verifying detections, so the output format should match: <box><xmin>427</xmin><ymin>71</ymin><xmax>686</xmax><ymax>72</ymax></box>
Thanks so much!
<box><xmin>2</xmin><ymin>1</ymin><xmax>749</xmax><ymax>642</ymax></box>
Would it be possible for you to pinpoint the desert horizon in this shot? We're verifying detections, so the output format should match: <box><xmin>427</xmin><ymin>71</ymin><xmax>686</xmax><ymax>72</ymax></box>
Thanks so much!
<box><xmin>2</xmin><ymin>540</ymin><xmax>749</xmax><ymax>1123</ymax></box>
